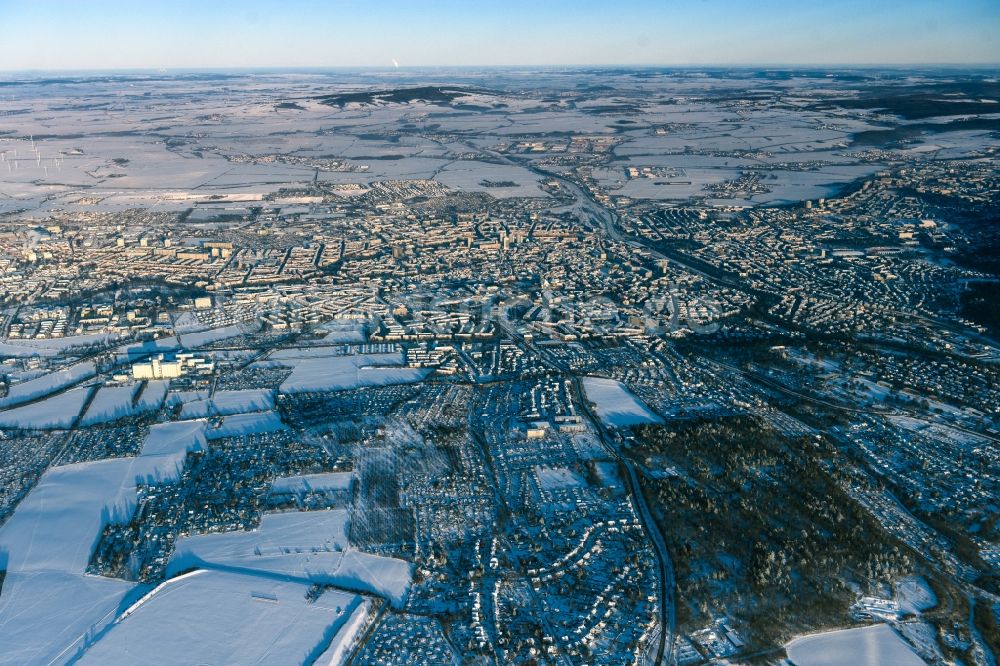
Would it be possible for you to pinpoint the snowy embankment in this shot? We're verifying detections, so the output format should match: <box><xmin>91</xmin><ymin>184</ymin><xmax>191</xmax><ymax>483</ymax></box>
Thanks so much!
<box><xmin>581</xmin><ymin>376</ymin><xmax>663</xmax><ymax>427</ymax></box>
<box><xmin>313</xmin><ymin>600</ymin><xmax>373</xmax><ymax>666</ymax></box>
<box><xmin>785</xmin><ymin>624</ymin><xmax>926</xmax><ymax>666</ymax></box>
<box><xmin>166</xmin><ymin>508</ymin><xmax>412</xmax><ymax>607</ymax></box>
<box><xmin>274</xmin><ymin>348</ymin><xmax>430</xmax><ymax>393</ymax></box>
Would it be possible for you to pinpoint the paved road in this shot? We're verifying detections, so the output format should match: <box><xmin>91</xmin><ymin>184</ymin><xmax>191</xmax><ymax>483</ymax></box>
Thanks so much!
<box><xmin>572</xmin><ymin>373</ymin><xmax>677</xmax><ymax>666</ymax></box>
<box><xmin>467</xmin><ymin>424</ymin><xmax>574</xmax><ymax>666</ymax></box>
<box><xmin>476</xmin><ymin>154</ymin><xmax>680</xmax><ymax>664</ymax></box>
<box><xmin>496</xmin><ymin>315</ymin><xmax>677</xmax><ymax>666</ymax></box>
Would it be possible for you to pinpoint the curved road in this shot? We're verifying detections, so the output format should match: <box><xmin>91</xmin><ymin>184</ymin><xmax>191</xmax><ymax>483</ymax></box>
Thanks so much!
<box><xmin>571</xmin><ymin>372</ymin><xmax>677</xmax><ymax>666</ymax></box>
<box><xmin>496</xmin><ymin>314</ymin><xmax>677</xmax><ymax>666</ymax></box>
<box><xmin>475</xmin><ymin>146</ymin><xmax>681</xmax><ymax>664</ymax></box>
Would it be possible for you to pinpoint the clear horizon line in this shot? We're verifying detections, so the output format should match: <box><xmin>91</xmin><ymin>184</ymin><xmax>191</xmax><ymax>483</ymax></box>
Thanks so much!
<box><xmin>1</xmin><ymin>62</ymin><xmax>999</xmax><ymax>76</ymax></box>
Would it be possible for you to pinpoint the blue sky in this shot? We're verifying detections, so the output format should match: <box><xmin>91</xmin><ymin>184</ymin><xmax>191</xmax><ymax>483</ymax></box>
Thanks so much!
<box><xmin>1</xmin><ymin>0</ymin><xmax>997</xmax><ymax>70</ymax></box>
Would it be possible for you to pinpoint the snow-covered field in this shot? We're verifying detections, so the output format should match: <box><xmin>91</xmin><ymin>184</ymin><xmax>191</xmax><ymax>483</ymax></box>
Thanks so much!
<box><xmin>177</xmin><ymin>322</ymin><xmax>255</xmax><ymax>348</ymax></box>
<box><xmin>535</xmin><ymin>465</ymin><xmax>586</xmax><ymax>491</ymax></box>
<box><xmin>0</xmin><ymin>419</ymin><xmax>397</xmax><ymax>664</ymax></box>
<box><xmin>133</xmin><ymin>420</ymin><xmax>208</xmax><ymax>483</ymax></box>
<box><xmin>76</xmin><ymin>569</ymin><xmax>370</xmax><ymax>666</ymax></box>
<box><xmin>0</xmin><ymin>459</ymin><xmax>142</xmax><ymax>665</ymax></box>
<box><xmin>582</xmin><ymin>377</ymin><xmax>663</xmax><ymax>427</ymax></box>
<box><xmin>275</xmin><ymin>349</ymin><xmax>431</xmax><ymax>393</ymax></box>
<box><xmin>434</xmin><ymin>160</ymin><xmax>549</xmax><ymax>198</ymax></box>
<box><xmin>166</xmin><ymin>388</ymin><xmax>209</xmax><ymax>407</ymax></box>
<box><xmin>80</xmin><ymin>385</ymin><xmax>137</xmax><ymax>425</ymax></box>
<box><xmin>785</xmin><ymin>624</ymin><xmax>926</xmax><ymax>666</ymax></box>
<box><xmin>167</xmin><ymin>509</ymin><xmax>412</xmax><ymax>606</ymax></box>
<box><xmin>0</xmin><ymin>360</ymin><xmax>96</xmax><ymax>408</ymax></box>
<box><xmin>318</xmin><ymin>319</ymin><xmax>368</xmax><ymax>343</ymax></box>
<box><xmin>207</xmin><ymin>410</ymin><xmax>287</xmax><ymax>439</ymax></box>
<box><xmin>0</xmin><ymin>416</ymin><xmax>255</xmax><ymax>663</ymax></box>
<box><xmin>0</xmin><ymin>572</ymin><xmax>136</xmax><ymax>666</ymax></box>
<box><xmin>0</xmin><ymin>386</ymin><xmax>92</xmax><ymax>429</ymax></box>
<box><xmin>0</xmin><ymin>332</ymin><xmax>121</xmax><ymax>358</ymax></box>
<box><xmin>271</xmin><ymin>471</ymin><xmax>355</xmax><ymax>494</ymax></box>
<box><xmin>136</xmin><ymin>380</ymin><xmax>169</xmax><ymax>412</ymax></box>
<box><xmin>0</xmin><ymin>459</ymin><xmax>139</xmax><ymax>576</ymax></box>
<box><xmin>80</xmin><ymin>382</ymin><xmax>166</xmax><ymax>425</ymax></box>
<box><xmin>896</xmin><ymin>576</ymin><xmax>938</xmax><ymax>614</ymax></box>
<box><xmin>179</xmin><ymin>388</ymin><xmax>275</xmax><ymax>418</ymax></box>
